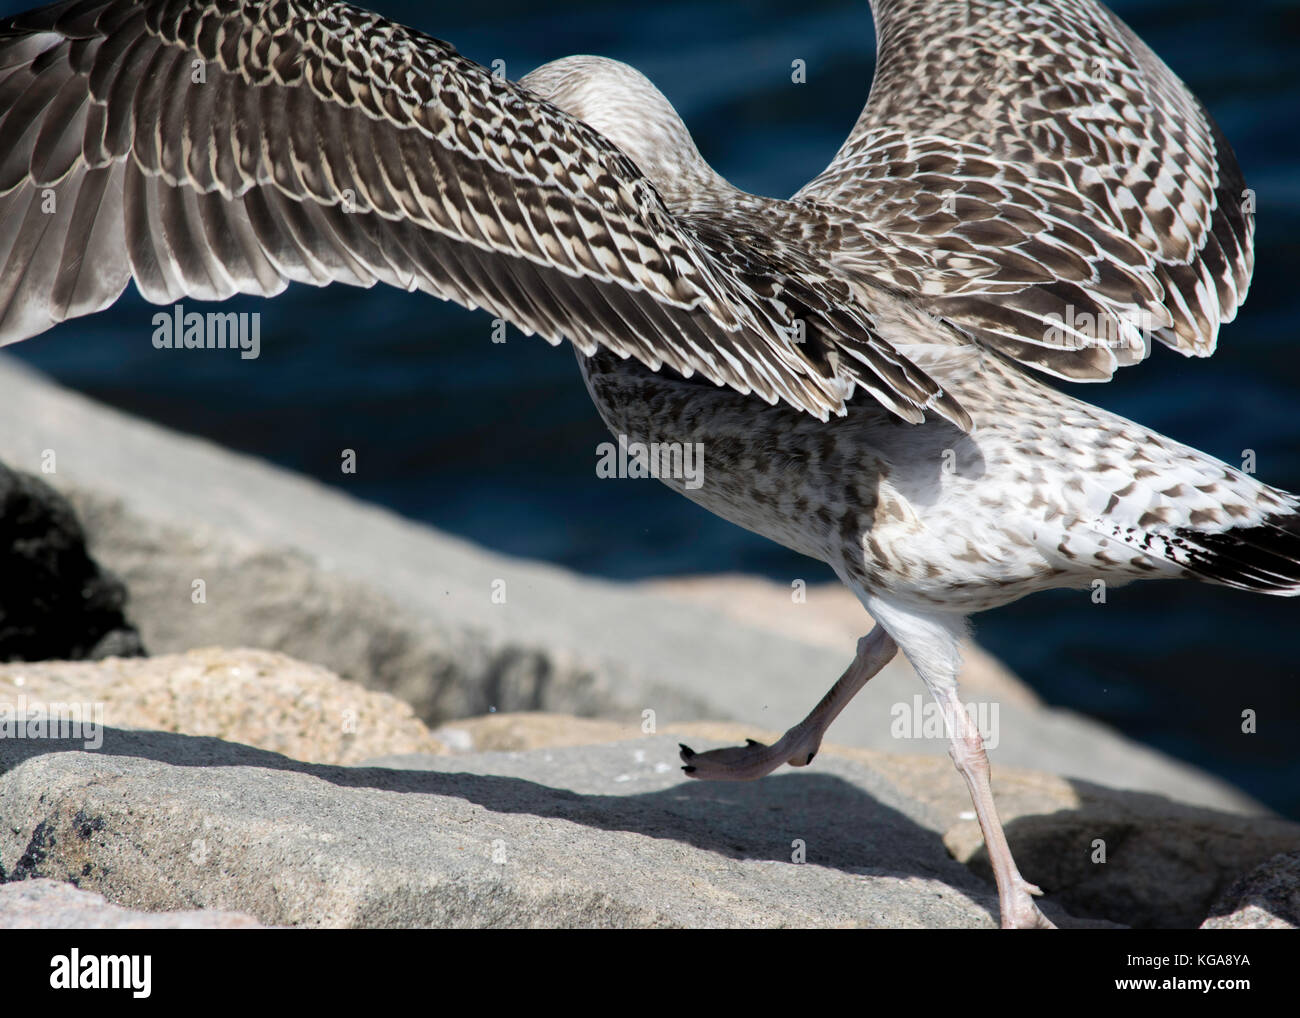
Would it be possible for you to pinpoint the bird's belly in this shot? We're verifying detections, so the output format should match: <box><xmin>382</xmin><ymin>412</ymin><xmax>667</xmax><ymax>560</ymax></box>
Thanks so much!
<box><xmin>577</xmin><ymin>350</ymin><xmax>866</xmax><ymax>562</ymax></box>
<box><xmin>575</xmin><ymin>349</ymin><xmax>1129</xmax><ymax>612</ymax></box>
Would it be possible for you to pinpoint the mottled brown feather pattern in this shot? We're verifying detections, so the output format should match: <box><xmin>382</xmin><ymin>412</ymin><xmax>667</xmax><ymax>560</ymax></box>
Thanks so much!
<box><xmin>0</xmin><ymin>0</ymin><xmax>965</xmax><ymax>428</ymax></box>
<box><xmin>798</xmin><ymin>0</ymin><xmax>1254</xmax><ymax>380</ymax></box>
<box><xmin>0</xmin><ymin>0</ymin><xmax>1291</xmax><ymax>619</ymax></box>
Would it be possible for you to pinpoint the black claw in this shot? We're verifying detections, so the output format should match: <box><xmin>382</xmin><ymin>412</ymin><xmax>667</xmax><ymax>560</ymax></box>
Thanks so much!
<box><xmin>682</xmin><ymin>765</ymin><xmax>697</xmax><ymax>774</ymax></box>
<box><xmin>805</xmin><ymin>751</ymin><xmax>816</xmax><ymax>765</ymax></box>
<box><xmin>745</xmin><ymin>738</ymin><xmax>760</xmax><ymax>747</ymax></box>
<box><xmin>679</xmin><ymin>743</ymin><xmax>695</xmax><ymax>759</ymax></box>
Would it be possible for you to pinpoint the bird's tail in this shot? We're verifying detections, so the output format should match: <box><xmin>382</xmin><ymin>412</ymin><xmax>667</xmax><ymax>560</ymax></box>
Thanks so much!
<box><xmin>1170</xmin><ymin>506</ymin><xmax>1300</xmax><ymax>595</ymax></box>
<box><xmin>1084</xmin><ymin>426</ymin><xmax>1300</xmax><ymax>596</ymax></box>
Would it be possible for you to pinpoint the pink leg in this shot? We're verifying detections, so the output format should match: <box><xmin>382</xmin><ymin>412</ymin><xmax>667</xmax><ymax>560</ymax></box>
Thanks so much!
<box><xmin>936</xmin><ymin>686</ymin><xmax>1055</xmax><ymax>929</ymax></box>
<box><xmin>679</xmin><ymin>626</ymin><xmax>897</xmax><ymax>781</ymax></box>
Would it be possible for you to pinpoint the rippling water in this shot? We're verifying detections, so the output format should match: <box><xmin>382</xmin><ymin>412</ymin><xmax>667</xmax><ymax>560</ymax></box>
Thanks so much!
<box><xmin>4</xmin><ymin>0</ymin><xmax>1299</xmax><ymax>816</ymax></box>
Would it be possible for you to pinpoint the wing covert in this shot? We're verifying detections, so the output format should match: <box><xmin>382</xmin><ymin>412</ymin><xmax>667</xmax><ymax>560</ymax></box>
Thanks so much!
<box><xmin>797</xmin><ymin>0</ymin><xmax>1254</xmax><ymax>381</ymax></box>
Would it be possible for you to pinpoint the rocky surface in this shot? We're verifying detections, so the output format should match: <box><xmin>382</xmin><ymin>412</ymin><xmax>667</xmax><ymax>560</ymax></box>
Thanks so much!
<box><xmin>0</xmin><ymin>878</ymin><xmax>265</xmax><ymax>929</ymax></box>
<box><xmin>0</xmin><ymin>726</ymin><xmax>1012</xmax><ymax>928</ymax></box>
<box><xmin>0</xmin><ymin>463</ymin><xmax>143</xmax><ymax>662</ymax></box>
<box><xmin>0</xmin><ymin>728</ymin><xmax>1098</xmax><ymax>928</ymax></box>
<box><xmin>941</xmin><ymin>775</ymin><xmax>1300</xmax><ymax>929</ymax></box>
<box><xmin>0</xmin><ymin>648</ymin><xmax>447</xmax><ymax>766</ymax></box>
<box><xmin>436</xmin><ymin>714</ymin><xmax>1300</xmax><ymax>929</ymax></box>
<box><xmin>0</xmin><ymin>356</ymin><xmax>1263</xmax><ymax>816</ymax></box>
<box><xmin>1200</xmin><ymin>850</ymin><xmax>1300</xmax><ymax>929</ymax></box>
<box><xmin>1</xmin><ymin>653</ymin><xmax>1296</xmax><ymax>928</ymax></box>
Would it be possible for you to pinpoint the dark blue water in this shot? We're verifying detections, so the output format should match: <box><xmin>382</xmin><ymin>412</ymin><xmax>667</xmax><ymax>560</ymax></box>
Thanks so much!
<box><xmin>4</xmin><ymin>0</ymin><xmax>1300</xmax><ymax>816</ymax></box>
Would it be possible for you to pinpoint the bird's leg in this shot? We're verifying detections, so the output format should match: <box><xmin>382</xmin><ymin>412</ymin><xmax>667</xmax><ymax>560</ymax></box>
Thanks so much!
<box><xmin>678</xmin><ymin>626</ymin><xmax>897</xmax><ymax>781</ymax></box>
<box><xmin>935</xmin><ymin>686</ymin><xmax>1055</xmax><ymax>929</ymax></box>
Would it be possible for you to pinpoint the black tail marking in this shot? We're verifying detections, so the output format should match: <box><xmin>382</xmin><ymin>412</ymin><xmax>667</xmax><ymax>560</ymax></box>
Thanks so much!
<box><xmin>1173</xmin><ymin>511</ymin><xmax>1300</xmax><ymax>595</ymax></box>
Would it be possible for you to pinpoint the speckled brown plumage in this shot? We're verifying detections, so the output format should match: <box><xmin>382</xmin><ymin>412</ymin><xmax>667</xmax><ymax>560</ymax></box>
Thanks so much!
<box><xmin>0</xmin><ymin>0</ymin><xmax>1293</xmax><ymax>930</ymax></box>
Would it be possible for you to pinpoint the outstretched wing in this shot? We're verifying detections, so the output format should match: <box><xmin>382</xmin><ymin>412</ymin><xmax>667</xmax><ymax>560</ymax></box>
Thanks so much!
<box><xmin>797</xmin><ymin>0</ymin><xmax>1254</xmax><ymax>381</ymax></box>
<box><xmin>0</xmin><ymin>0</ymin><xmax>964</xmax><ymax>426</ymax></box>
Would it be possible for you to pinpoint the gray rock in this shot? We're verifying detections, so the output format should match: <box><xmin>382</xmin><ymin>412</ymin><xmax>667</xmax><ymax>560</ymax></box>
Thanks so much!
<box><xmin>0</xmin><ymin>878</ymin><xmax>264</xmax><ymax>929</ymax></box>
<box><xmin>950</xmin><ymin>787</ymin><xmax>1300</xmax><ymax>929</ymax></box>
<box><xmin>1</xmin><ymin>725</ymin><xmax>1096</xmax><ymax>928</ymax></box>
<box><xmin>0</xmin><ymin>648</ymin><xmax>451</xmax><ymax>765</ymax></box>
<box><xmin>0</xmin><ymin>462</ymin><xmax>143</xmax><ymax>662</ymax></box>
<box><xmin>4</xmin><ymin>711</ymin><xmax>1294</xmax><ymax>927</ymax></box>
<box><xmin>0</xmin><ymin>356</ymin><xmax>1264</xmax><ymax>816</ymax></box>
<box><xmin>1201</xmin><ymin>850</ymin><xmax>1300</xmax><ymax>929</ymax></box>
<box><xmin>437</xmin><ymin>714</ymin><xmax>1300</xmax><ymax>929</ymax></box>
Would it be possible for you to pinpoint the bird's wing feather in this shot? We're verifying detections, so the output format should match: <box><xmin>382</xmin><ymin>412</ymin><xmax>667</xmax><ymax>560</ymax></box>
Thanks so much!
<box><xmin>0</xmin><ymin>0</ymin><xmax>964</xmax><ymax>426</ymax></box>
<box><xmin>796</xmin><ymin>0</ymin><xmax>1254</xmax><ymax>381</ymax></box>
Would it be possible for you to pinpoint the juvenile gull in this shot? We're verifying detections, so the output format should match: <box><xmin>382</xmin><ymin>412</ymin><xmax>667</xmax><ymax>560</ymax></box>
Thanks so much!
<box><xmin>0</xmin><ymin>0</ymin><xmax>1291</xmax><ymax>929</ymax></box>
